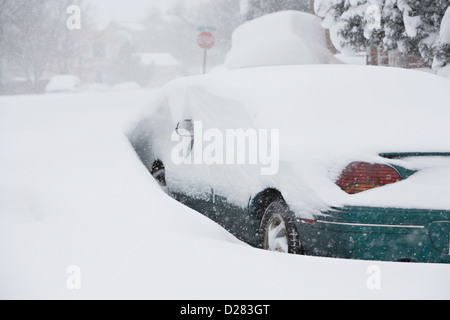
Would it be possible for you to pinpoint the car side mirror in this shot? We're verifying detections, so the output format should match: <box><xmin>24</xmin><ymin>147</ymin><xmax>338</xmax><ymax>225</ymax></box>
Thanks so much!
<box><xmin>175</xmin><ymin>119</ymin><xmax>195</xmax><ymax>156</ymax></box>
<box><xmin>176</xmin><ymin>119</ymin><xmax>194</xmax><ymax>137</ymax></box>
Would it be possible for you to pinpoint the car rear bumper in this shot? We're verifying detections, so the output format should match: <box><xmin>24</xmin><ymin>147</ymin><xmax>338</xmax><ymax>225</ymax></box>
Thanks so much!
<box><xmin>296</xmin><ymin>206</ymin><xmax>450</xmax><ymax>263</ymax></box>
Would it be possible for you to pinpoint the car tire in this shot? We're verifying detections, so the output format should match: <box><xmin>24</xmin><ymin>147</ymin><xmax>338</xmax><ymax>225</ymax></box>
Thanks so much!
<box><xmin>258</xmin><ymin>200</ymin><xmax>303</xmax><ymax>255</ymax></box>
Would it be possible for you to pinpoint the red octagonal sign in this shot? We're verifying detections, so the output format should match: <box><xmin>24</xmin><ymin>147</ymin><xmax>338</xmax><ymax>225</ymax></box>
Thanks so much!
<box><xmin>197</xmin><ymin>31</ymin><xmax>215</xmax><ymax>50</ymax></box>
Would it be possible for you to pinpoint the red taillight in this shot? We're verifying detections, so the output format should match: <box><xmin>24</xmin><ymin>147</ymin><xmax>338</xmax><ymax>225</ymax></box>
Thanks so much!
<box><xmin>336</xmin><ymin>162</ymin><xmax>402</xmax><ymax>194</ymax></box>
<box><xmin>297</xmin><ymin>218</ymin><xmax>316</xmax><ymax>224</ymax></box>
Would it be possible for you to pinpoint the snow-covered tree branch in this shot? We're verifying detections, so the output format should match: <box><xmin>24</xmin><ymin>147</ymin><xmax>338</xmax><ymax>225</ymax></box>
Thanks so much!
<box><xmin>314</xmin><ymin>0</ymin><xmax>450</xmax><ymax>69</ymax></box>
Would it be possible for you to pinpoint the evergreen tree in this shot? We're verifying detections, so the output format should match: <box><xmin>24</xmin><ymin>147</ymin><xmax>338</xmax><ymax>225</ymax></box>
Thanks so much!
<box><xmin>393</xmin><ymin>0</ymin><xmax>445</xmax><ymax>65</ymax></box>
<box><xmin>433</xmin><ymin>5</ymin><xmax>450</xmax><ymax>69</ymax></box>
<box><xmin>340</xmin><ymin>1</ymin><xmax>384</xmax><ymax>52</ymax></box>
<box><xmin>315</xmin><ymin>0</ymin><xmax>385</xmax><ymax>52</ymax></box>
<box><xmin>315</xmin><ymin>0</ymin><xmax>450</xmax><ymax>68</ymax></box>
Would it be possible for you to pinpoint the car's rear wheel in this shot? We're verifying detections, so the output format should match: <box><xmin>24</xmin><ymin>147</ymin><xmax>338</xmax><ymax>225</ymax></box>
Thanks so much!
<box><xmin>258</xmin><ymin>200</ymin><xmax>302</xmax><ymax>255</ymax></box>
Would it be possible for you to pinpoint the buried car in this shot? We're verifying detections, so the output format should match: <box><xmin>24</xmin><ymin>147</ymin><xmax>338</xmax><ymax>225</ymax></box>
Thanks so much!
<box><xmin>128</xmin><ymin>65</ymin><xmax>450</xmax><ymax>263</ymax></box>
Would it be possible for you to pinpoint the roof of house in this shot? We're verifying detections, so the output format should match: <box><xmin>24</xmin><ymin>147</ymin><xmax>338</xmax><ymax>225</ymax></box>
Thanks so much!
<box><xmin>135</xmin><ymin>53</ymin><xmax>181</xmax><ymax>66</ymax></box>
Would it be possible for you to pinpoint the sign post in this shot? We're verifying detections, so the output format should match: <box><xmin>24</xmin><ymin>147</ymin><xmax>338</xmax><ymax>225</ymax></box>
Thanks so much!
<box><xmin>197</xmin><ymin>29</ymin><xmax>215</xmax><ymax>74</ymax></box>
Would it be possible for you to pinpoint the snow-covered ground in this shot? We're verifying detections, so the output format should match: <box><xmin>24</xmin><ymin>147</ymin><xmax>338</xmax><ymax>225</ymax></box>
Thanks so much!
<box><xmin>1</xmin><ymin>89</ymin><xmax>450</xmax><ymax>300</ymax></box>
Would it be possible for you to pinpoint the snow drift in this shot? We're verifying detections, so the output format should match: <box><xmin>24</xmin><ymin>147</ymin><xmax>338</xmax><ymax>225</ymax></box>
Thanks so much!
<box><xmin>1</xmin><ymin>70</ymin><xmax>450</xmax><ymax>299</ymax></box>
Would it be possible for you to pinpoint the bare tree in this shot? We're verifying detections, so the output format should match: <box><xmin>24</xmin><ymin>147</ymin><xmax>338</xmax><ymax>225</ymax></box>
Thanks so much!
<box><xmin>0</xmin><ymin>0</ymin><xmax>28</xmax><ymax>88</ymax></box>
<box><xmin>0</xmin><ymin>0</ymin><xmax>94</xmax><ymax>92</ymax></box>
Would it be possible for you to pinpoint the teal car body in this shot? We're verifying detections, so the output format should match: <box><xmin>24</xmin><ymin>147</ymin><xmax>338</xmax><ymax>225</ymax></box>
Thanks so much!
<box><xmin>298</xmin><ymin>206</ymin><xmax>450</xmax><ymax>263</ymax></box>
<box><xmin>172</xmin><ymin>189</ymin><xmax>450</xmax><ymax>264</ymax></box>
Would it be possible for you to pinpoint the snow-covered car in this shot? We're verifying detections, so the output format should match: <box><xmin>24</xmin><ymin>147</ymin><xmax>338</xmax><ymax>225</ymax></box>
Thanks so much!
<box><xmin>45</xmin><ymin>75</ymin><xmax>81</xmax><ymax>93</ymax></box>
<box><xmin>128</xmin><ymin>65</ymin><xmax>450</xmax><ymax>263</ymax></box>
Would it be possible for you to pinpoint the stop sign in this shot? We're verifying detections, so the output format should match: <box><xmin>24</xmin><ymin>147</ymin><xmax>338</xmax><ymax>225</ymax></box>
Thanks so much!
<box><xmin>197</xmin><ymin>31</ymin><xmax>215</xmax><ymax>50</ymax></box>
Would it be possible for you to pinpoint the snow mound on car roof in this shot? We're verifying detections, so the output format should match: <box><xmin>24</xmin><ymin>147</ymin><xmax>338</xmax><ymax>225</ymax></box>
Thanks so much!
<box><xmin>225</xmin><ymin>11</ymin><xmax>339</xmax><ymax>69</ymax></box>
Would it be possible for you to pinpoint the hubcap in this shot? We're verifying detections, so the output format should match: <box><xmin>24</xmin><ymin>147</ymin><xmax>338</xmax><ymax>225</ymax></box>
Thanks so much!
<box><xmin>264</xmin><ymin>214</ymin><xmax>289</xmax><ymax>253</ymax></box>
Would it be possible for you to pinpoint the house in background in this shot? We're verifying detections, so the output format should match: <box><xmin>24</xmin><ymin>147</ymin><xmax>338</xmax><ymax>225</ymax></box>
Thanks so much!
<box><xmin>74</xmin><ymin>22</ymin><xmax>143</xmax><ymax>85</ymax></box>
<box><xmin>366</xmin><ymin>47</ymin><xmax>427</xmax><ymax>68</ymax></box>
<box><xmin>134</xmin><ymin>53</ymin><xmax>182</xmax><ymax>87</ymax></box>
<box><xmin>68</xmin><ymin>22</ymin><xmax>184</xmax><ymax>88</ymax></box>
<box><xmin>1</xmin><ymin>21</ymin><xmax>185</xmax><ymax>94</ymax></box>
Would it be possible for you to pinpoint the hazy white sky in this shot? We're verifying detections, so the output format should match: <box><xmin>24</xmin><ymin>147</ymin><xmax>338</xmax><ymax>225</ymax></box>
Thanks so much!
<box><xmin>92</xmin><ymin>0</ymin><xmax>176</xmax><ymax>26</ymax></box>
<box><xmin>92</xmin><ymin>0</ymin><xmax>247</xmax><ymax>26</ymax></box>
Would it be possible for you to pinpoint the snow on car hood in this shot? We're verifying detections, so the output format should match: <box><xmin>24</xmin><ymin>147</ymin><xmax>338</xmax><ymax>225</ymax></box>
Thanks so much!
<box><xmin>158</xmin><ymin>65</ymin><xmax>450</xmax><ymax>212</ymax></box>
